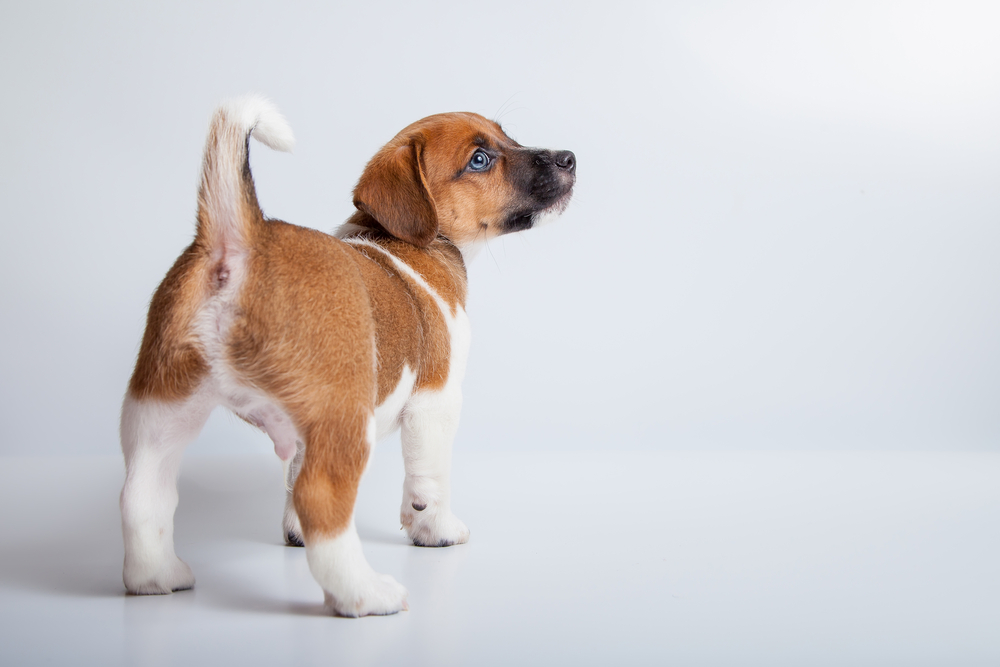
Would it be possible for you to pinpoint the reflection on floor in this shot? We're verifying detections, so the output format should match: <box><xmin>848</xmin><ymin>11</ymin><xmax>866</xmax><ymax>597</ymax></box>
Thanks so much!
<box><xmin>2</xmin><ymin>447</ymin><xmax>998</xmax><ymax>666</ymax></box>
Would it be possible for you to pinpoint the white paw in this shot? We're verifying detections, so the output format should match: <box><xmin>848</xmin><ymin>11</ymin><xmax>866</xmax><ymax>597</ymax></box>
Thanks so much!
<box><xmin>323</xmin><ymin>572</ymin><xmax>409</xmax><ymax>617</ymax></box>
<box><xmin>402</xmin><ymin>505</ymin><xmax>470</xmax><ymax>547</ymax></box>
<box><xmin>305</xmin><ymin>524</ymin><xmax>408</xmax><ymax>617</ymax></box>
<box><xmin>123</xmin><ymin>555</ymin><xmax>195</xmax><ymax>595</ymax></box>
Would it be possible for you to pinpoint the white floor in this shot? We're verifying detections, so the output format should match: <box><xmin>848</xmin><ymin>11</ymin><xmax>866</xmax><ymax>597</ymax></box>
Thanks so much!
<box><xmin>1</xmin><ymin>446</ymin><xmax>998</xmax><ymax>666</ymax></box>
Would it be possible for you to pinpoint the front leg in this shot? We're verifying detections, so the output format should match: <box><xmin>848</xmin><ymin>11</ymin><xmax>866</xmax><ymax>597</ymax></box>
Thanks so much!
<box><xmin>400</xmin><ymin>389</ymin><xmax>469</xmax><ymax>547</ymax></box>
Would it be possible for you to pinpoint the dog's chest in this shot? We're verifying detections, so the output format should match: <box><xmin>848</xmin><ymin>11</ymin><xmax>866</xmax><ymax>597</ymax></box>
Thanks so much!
<box><xmin>351</xmin><ymin>238</ymin><xmax>471</xmax><ymax>440</ymax></box>
<box><xmin>372</xmin><ymin>300</ymin><xmax>470</xmax><ymax>440</ymax></box>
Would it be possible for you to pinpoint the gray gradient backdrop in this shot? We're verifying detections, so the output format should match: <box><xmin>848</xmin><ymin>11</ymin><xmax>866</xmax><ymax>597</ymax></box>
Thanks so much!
<box><xmin>1</xmin><ymin>1</ymin><xmax>998</xmax><ymax>456</ymax></box>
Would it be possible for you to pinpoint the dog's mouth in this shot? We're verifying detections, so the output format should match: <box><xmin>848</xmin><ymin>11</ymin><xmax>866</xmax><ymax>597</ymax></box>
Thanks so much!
<box><xmin>503</xmin><ymin>190</ymin><xmax>574</xmax><ymax>233</ymax></box>
<box><xmin>504</xmin><ymin>211</ymin><xmax>536</xmax><ymax>233</ymax></box>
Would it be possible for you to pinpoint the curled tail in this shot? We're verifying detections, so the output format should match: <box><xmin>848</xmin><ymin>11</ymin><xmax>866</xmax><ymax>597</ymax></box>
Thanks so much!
<box><xmin>196</xmin><ymin>95</ymin><xmax>294</xmax><ymax>259</ymax></box>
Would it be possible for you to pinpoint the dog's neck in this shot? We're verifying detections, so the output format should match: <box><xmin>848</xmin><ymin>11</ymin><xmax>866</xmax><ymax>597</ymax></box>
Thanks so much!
<box><xmin>337</xmin><ymin>211</ymin><xmax>469</xmax><ymax>309</ymax></box>
<box><xmin>337</xmin><ymin>211</ymin><xmax>475</xmax><ymax>257</ymax></box>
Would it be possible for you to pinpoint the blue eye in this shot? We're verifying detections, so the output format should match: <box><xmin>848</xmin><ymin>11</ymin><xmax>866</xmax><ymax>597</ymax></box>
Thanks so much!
<box><xmin>468</xmin><ymin>150</ymin><xmax>491</xmax><ymax>171</ymax></box>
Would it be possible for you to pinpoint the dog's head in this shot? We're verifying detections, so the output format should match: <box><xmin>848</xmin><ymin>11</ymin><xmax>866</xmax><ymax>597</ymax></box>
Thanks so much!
<box><xmin>352</xmin><ymin>112</ymin><xmax>575</xmax><ymax>249</ymax></box>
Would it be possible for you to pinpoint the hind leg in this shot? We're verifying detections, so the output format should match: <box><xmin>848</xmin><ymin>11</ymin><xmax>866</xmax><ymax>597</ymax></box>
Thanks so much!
<box><xmin>119</xmin><ymin>387</ymin><xmax>214</xmax><ymax>594</ymax></box>
<box><xmin>296</xmin><ymin>412</ymin><xmax>407</xmax><ymax>616</ymax></box>
<box><xmin>282</xmin><ymin>440</ymin><xmax>305</xmax><ymax>546</ymax></box>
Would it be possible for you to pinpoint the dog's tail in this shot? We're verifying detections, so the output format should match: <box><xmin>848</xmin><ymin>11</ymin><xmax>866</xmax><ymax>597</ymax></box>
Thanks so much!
<box><xmin>195</xmin><ymin>95</ymin><xmax>294</xmax><ymax>258</ymax></box>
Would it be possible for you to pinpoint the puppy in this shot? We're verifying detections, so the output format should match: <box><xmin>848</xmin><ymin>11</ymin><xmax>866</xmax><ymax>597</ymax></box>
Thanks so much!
<box><xmin>119</xmin><ymin>96</ymin><xmax>575</xmax><ymax>617</ymax></box>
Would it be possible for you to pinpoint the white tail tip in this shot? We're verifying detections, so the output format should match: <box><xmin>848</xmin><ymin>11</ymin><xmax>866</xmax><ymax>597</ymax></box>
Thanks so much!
<box><xmin>221</xmin><ymin>94</ymin><xmax>295</xmax><ymax>153</ymax></box>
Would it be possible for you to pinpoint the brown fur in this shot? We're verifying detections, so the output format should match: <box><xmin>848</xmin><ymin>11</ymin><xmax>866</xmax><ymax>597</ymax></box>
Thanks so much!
<box><xmin>128</xmin><ymin>245</ymin><xmax>211</xmax><ymax>402</ymax></box>
<box><xmin>344</xmin><ymin>231</ymin><xmax>468</xmax><ymax>401</ymax></box>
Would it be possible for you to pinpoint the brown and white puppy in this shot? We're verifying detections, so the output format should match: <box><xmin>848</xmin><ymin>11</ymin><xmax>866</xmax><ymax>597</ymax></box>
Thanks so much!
<box><xmin>119</xmin><ymin>96</ymin><xmax>575</xmax><ymax>617</ymax></box>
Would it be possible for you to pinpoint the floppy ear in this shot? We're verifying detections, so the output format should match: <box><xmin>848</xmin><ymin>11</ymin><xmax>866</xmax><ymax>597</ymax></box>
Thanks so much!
<box><xmin>352</xmin><ymin>139</ymin><xmax>439</xmax><ymax>247</ymax></box>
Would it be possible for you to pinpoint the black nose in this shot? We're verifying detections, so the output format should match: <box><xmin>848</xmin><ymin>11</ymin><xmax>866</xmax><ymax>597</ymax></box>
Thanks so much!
<box><xmin>554</xmin><ymin>150</ymin><xmax>576</xmax><ymax>173</ymax></box>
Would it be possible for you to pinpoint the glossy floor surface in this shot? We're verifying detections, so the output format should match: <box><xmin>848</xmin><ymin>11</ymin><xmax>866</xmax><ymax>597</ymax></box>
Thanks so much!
<box><xmin>2</xmin><ymin>447</ymin><xmax>998</xmax><ymax>666</ymax></box>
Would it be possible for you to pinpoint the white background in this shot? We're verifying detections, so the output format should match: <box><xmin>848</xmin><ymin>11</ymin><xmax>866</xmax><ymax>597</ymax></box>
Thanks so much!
<box><xmin>1</xmin><ymin>1</ymin><xmax>998</xmax><ymax>455</ymax></box>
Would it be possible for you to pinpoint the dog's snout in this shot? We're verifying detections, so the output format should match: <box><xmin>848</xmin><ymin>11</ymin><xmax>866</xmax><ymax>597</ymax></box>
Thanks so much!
<box><xmin>554</xmin><ymin>150</ymin><xmax>576</xmax><ymax>173</ymax></box>
<box><xmin>533</xmin><ymin>150</ymin><xmax>576</xmax><ymax>173</ymax></box>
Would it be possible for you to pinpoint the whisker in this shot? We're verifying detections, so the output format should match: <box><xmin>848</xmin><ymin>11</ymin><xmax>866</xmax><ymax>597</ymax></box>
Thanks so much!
<box><xmin>493</xmin><ymin>93</ymin><xmax>519</xmax><ymax>123</ymax></box>
<box><xmin>483</xmin><ymin>226</ymin><xmax>501</xmax><ymax>274</ymax></box>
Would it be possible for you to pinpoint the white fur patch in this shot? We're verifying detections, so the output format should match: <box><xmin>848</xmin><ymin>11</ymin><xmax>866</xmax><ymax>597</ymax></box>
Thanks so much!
<box><xmin>334</xmin><ymin>221</ymin><xmax>370</xmax><ymax>239</ymax></box>
<box><xmin>399</xmin><ymin>382</ymin><xmax>471</xmax><ymax>547</ymax></box>
<box><xmin>306</xmin><ymin>521</ymin><xmax>408</xmax><ymax>617</ymax></box>
<box><xmin>374</xmin><ymin>364</ymin><xmax>417</xmax><ymax>440</ymax></box>
<box><xmin>120</xmin><ymin>389</ymin><xmax>215</xmax><ymax>594</ymax></box>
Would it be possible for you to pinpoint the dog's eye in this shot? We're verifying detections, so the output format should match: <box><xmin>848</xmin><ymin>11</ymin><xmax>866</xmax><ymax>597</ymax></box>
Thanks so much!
<box><xmin>468</xmin><ymin>150</ymin><xmax>491</xmax><ymax>172</ymax></box>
